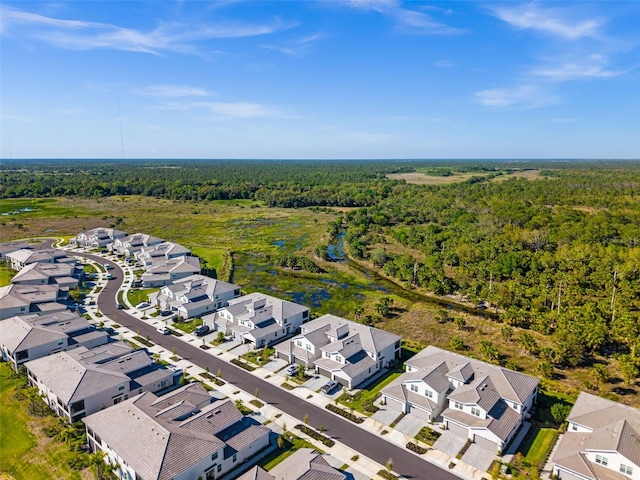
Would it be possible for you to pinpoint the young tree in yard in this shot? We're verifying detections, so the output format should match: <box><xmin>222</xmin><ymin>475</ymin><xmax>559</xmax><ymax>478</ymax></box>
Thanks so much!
<box><xmin>455</xmin><ymin>316</ymin><xmax>466</xmax><ymax>330</ymax></box>
<box><xmin>303</xmin><ymin>414</ymin><xmax>309</xmax><ymax>424</ymax></box>
<box><xmin>501</xmin><ymin>326</ymin><xmax>513</xmax><ymax>342</ymax></box>
<box><xmin>89</xmin><ymin>451</ymin><xmax>106</xmax><ymax>480</ymax></box>
<box><xmin>590</xmin><ymin>364</ymin><xmax>609</xmax><ymax>390</ymax></box>
<box><xmin>550</xmin><ymin>403</ymin><xmax>571</xmax><ymax>425</ymax></box>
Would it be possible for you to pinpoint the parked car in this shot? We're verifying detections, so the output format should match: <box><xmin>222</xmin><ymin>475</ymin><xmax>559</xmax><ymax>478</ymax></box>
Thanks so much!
<box><xmin>321</xmin><ymin>380</ymin><xmax>339</xmax><ymax>394</ymax></box>
<box><xmin>156</xmin><ymin>326</ymin><xmax>170</xmax><ymax>335</ymax></box>
<box><xmin>194</xmin><ymin>325</ymin><xmax>210</xmax><ymax>337</ymax></box>
<box><xmin>116</xmin><ymin>302</ymin><xmax>124</xmax><ymax>309</ymax></box>
<box><xmin>106</xmin><ymin>274</ymin><xmax>114</xmax><ymax>280</ymax></box>
<box><xmin>103</xmin><ymin>263</ymin><xmax>112</xmax><ymax>270</ymax></box>
<box><xmin>136</xmin><ymin>302</ymin><xmax>150</xmax><ymax>309</ymax></box>
<box><xmin>286</xmin><ymin>365</ymin><xmax>299</xmax><ymax>376</ymax></box>
<box><xmin>104</xmin><ymin>327</ymin><xmax>116</xmax><ymax>335</ymax></box>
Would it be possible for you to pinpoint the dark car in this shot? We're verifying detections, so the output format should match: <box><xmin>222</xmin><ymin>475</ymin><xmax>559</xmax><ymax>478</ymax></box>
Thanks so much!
<box><xmin>194</xmin><ymin>325</ymin><xmax>210</xmax><ymax>337</ymax></box>
<box><xmin>116</xmin><ymin>302</ymin><xmax>124</xmax><ymax>309</ymax></box>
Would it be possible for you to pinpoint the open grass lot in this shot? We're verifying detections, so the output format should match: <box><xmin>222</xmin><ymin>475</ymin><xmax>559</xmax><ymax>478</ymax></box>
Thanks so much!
<box><xmin>520</xmin><ymin>427</ymin><xmax>559</xmax><ymax>468</ymax></box>
<box><xmin>0</xmin><ymin>265</ymin><xmax>14</xmax><ymax>287</ymax></box>
<box><xmin>172</xmin><ymin>317</ymin><xmax>203</xmax><ymax>334</ymax></box>
<box><xmin>386</xmin><ymin>172</ymin><xmax>488</xmax><ymax>185</ymax></box>
<box><xmin>127</xmin><ymin>287</ymin><xmax>160</xmax><ymax>307</ymax></box>
<box><xmin>0</xmin><ymin>363</ymin><xmax>90</xmax><ymax>480</ymax></box>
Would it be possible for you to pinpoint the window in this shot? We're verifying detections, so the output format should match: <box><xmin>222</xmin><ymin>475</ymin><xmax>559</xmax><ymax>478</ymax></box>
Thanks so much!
<box><xmin>306</xmin><ymin>344</ymin><xmax>311</xmax><ymax>351</ymax></box>
<box><xmin>454</xmin><ymin>401</ymin><xmax>463</xmax><ymax>410</ymax></box>
<box><xmin>118</xmin><ymin>384</ymin><xmax>125</xmax><ymax>391</ymax></box>
<box><xmin>217</xmin><ymin>465</ymin><xmax>222</xmax><ymax>472</ymax></box>
<box><xmin>620</xmin><ymin>465</ymin><xmax>633</xmax><ymax>476</ymax></box>
<box><xmin>571</xmin><ymin>423</ymin><xmax>578</xmax><ymax>431</ymax></box>
<box><xmin>232</xmin><ymin>453</ymin><xmax>237</xmax><ymax>463</ymax></box>
<box><xmin>410</xmin><ymin>384</ymin><xmax>418</xmax><ymax>392</ymax></box>
<box><xmin>303</xmin><ymin>311</ymin><xmax>309</xmax><ymax>319</ymax></box>
<box><xmin>211</xmin><ymin>452</ymin><xmax>218</xmax><ymax>461</ymax></box>
<box><xmin>296</xmin><ymin>340</ymin><xmax>302</xmax><ymax>347</ymax></box>
<box><xmin>595</xmin><ymin>455</ymin><xmax>608</xmax><ymax>466</ymax></box>
<box><xmin>57</xmin><ymin>339</ymin><xmax>64</xmax><ymax>345</ymax></box>
<box><xmin>425</xmin><ymin>389</ymin><xmax>433</xmax><ymax>398</ymax></box>
<box><xmin>471</xmin><ymin>406</ymin><xmax>480</xmax><ymax>416</ymax></box>
<box><xmin>16</xmin><ymin>350</ymin><xmax>29</xmax><ymax>361</ymax></box>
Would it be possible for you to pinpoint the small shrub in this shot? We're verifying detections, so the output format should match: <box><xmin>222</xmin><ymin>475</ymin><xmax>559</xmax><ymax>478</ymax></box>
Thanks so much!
<box><xmin>406</xmin><ymin>441</ymin><xmax>428</xmax><ymax>454</ymax></box>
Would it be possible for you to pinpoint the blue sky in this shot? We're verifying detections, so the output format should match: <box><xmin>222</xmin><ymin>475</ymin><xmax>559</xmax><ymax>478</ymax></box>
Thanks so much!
<box><xmin>1</xmin><ymin>1</ymin><xmax>638</xmax><ymax>159</ymax></box>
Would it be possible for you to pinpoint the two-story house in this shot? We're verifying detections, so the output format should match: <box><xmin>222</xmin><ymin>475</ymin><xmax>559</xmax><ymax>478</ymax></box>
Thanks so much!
<box><xmin>0</xmin><ymin>241</ymin><xmax>30</xmax><ymax>261</ymax></box>
<box><xmin>205</xmin><ymin>292</ymin><xmax>310</xmax><ymax>348</ymax></box>
<box><xmin>83</xmin><ymin>382</ymin><xmax>271</xmax><ymax>480</ymax></box>
<box><xmin>381</xmin><ymin>346</ymin><xmax>539</xmax><ymax>453</ymax></box>
<box><xmin>150</xmin><ymin>275</ymin><xmax>240</xmax><ymax>318</ymax></box>
<box><xmin>6</xmin><ymin>248</ymin><xmax>69</xmax><ymax>271</ymax></box>
<box><xmin>25</xmin><ymin>342</ymin><xmax>177</xmax><ymax>423</ymax></box>
<box><xmin>552</xmin><ymin>392</ymin><xmax>640</xmax><ymax>480</ymax></box>
<box><xmin>11</xmin><ymin>261</ymin><xmax>82</xmax><ymax>290</ymax></box>
<box><xmin>140</xmin><ymin>256</ymin><xmax>201</xmax><ymax>287</ymax></box>
<box><xmin>0</xmin><ymin>311</ymin><xmax>109</xmax><ymax>370</ymax></box>
<box><xmin>275</xmin><ymin>314</ymin><xmax>402</xmax><ymax>389</ymax></box>
<box><xmin>111</xmin><ymin>233</ymin><xmax>164</xmax><ymax>257</ymax></box>
<box><xmin>238</xmin><ymin>448</ymin><xmax>346</xmax><ymax>480</ymax></box>
<box><xmin>75</xmin><ymin>227</ymin><xmax>128</xmax><ymax>248</ymax></box>
<box><xmin>134</xmin><ymin>241</ymin><xmax>192</xmax><ymax>268</ymax></box>
<box><xmin>0</xmin><ymin>283</ymin><xmax>68</xmax><ymax>319</ymax></box>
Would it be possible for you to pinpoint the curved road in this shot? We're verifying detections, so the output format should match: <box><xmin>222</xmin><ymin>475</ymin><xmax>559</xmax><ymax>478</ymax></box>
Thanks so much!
<box><xmin>84</xmin><ymin>252</ymin><xmax>457</xmax><ymax>480</ymax></box>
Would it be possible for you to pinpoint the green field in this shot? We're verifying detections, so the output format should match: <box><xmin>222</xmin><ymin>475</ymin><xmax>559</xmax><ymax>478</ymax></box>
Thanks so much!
<box><xmin>0</xmin><ymin>363</ymin><xmax>87</xmax><ymax>480</ymax></box>
<box><xmin>0</xmin><ymin>265</ymin><xmax>14</xmax><ymax>287</ymax></box>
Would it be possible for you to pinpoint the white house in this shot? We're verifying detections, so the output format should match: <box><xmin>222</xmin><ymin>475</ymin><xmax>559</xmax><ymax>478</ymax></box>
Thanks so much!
<box><xmin>6</xmin><ymin>248</ymin><xmax>69</xmax><ymax>271</ymax></box>
<box><xmin>238</xmin><ymin>448</ymin><xmax>346</xmax><ymax>480</ymax></box>
<box><xmin>149</xmin><ymin>275</ymin><xmax>240</xmax><ymax>318</ymax></box>
<box><xmin>0</xmin><ymin>283</ymin><xmax>68</xmax><ymax>319</ymax></box>
<box><xmin>25</xmin><ymin>342</ymin><xmax>178</xmax><ymax>423</ymax></box>
<box><xmin>0</xmin><ymin>241</ymin><xmax>30</xmax><ymax>261</ymax></box>
<box><xmin>552</xmin><ymin>392</ymin><xmax>640</xmax><ymax>480</ymax></box>
<box><xmin>111</xmin><ymin>233</ymin><xmax>164</xmax><ymax>257</ymax></box>
<box><xmin>140</xmin><ymin>256</ymin><xmax>201</xmax><ymax>287</ymax></box>
<box><xmin>0</xmin><ymin>311</ymin><xmax>109</xmax><ymax>370</ymax></box>
<box><xmin>11</xmin><ymin>261</ymin><xmax>82</xmax><ymax>289</ymax></box>
<box><xmin>204</xmin><ymin>292</ymin><xmax>310</xmax><ymax>348</ymax></box>
<box><xmin>83</xmin><ymin>382</ymin><xmax>271</xmax><ymax>480</ymax></box>
<box><xmin>75</xmin><ymin>227</ymin><xmax>128</xmax><ymax>248</ymax></box>
<box><xmin>134</xmin><ymin>241</ymin><xmax>192</xmax><ymax>267</ymax></box>
<box><xmin>381</xmin><ymin>346</ymin><xmax>539</xmax><ymax>453</ymax></box>
<box><xmin>275</xmin><ymin>314</ymin><xmax>402</xmax><ymax>389</ymax></box>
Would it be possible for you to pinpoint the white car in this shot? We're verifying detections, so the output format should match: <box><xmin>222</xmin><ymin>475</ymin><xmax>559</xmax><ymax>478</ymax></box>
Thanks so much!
<box><xmin>136</xmin><ymin>302</ymin><xmax>150</xmax><ymax>309</ymax></box>
<box><xmin>286</xmin><ymin>365</ymin><xmax>298</xmax><ymax>376</ymax></box>
<box><xmin>156</xmin><ymin>326</ymin><xmax>170</xmax><ymax>335</ymax></box>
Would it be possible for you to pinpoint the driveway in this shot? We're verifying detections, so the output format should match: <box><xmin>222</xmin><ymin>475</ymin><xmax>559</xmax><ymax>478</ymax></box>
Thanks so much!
<box><xmin>461</xmin><ymin>443</ymin><xmax>496</xmax><ymax>472</ymax></box>
<box><xmin>371</xmin><ymin>404</ymin><xmax>404</xmax><ymax>427</ymax></box>
<box><xmin>433</xmin><ymin>430</ymin><xmax>468</xmax><ymax>457</ymax></box>
<box><xmin>394</xmin><ymin>413</ymin><xmax>427</xmax><ymax>437</ymax></box>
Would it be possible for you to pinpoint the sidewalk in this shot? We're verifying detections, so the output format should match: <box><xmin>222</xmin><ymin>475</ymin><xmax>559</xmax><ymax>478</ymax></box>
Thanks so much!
<box><xmin>68</xmin><ymin>246</ymin><xmax>489</xmax><ymax>480</ymax></box>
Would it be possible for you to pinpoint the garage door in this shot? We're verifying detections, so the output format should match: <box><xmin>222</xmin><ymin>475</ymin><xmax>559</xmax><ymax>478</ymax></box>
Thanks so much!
<box><xmin>317</xmin><ymin>367</ymin><xmax>332</xmax><ymax>379</ymax></box>
<box><xmin>334</xmin><ymin>374</ymin><xmax>350</xmax><ymax>387</ymax></box>
<box><xmin>409</xmin><ymin>405</ymin><xmax>432</xmax><ymax>421</ymax></box>
<box><xmin>276</xmin><ymin>351</ymin><xmax>290</xmax><ymax>362</ymax></box>
<box><xmin>473</xmin><ymin>433</ymin><xmax>500</xmax><ymax>453</ymax></box>
<box><xmin>294</xmin><ymin>357</ymin><xmax>307</xmax><ymax>367</ymax></box>
<box><xmin>384</xmin><ymin>396</ymin><xmax>407</xmax><ymax>414</ymax></box>
<box><xmin>447</xmin><ymin>420</ymin><xmax>468</xmax><ymax>439</ymax></box>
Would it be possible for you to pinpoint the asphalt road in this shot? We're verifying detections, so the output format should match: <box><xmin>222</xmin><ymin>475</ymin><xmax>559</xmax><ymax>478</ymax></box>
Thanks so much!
<box><xmin>83</xmin><ymin>251</ymin><xmax>458</xmax><ymax>480</ymax></box>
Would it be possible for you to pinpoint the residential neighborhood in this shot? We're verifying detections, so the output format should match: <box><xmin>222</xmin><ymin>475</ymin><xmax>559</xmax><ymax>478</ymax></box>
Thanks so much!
<box><xmin>1</xmin><ymin>232</ymin><xmax>638</xmax><ymax>480</ymax></box>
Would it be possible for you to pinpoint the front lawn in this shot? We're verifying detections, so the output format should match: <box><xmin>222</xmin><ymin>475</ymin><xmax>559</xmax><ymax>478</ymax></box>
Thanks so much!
<box><xmin>520</xmin><ymin>426</ymin><xmax>559</xmax><ymax>468</ymax></box>
<box><xmin>241</xmin><ymin>347</ymin><xmax>275</xmax><ymax>367</ymax></box>
<box><xmin>415</xmin><ymin>426</ymin><xmax>441</xmax><ymax>446</ymax></box>
<box><xmin>258</xmin><ymin>432</ymin><xmax>320</xmax><ymax>471</ymax></box>
<box><xmin>0</xmin><ymin>264</ymin><xmax>15</xmax><ymax>287</ymax></box>
<box><xmin>172</xmin><ymin>318</ymin><xmax>203</xmax><ymax>334</ymax></box>
<box><xmin>127</xmin><ymin>287</ymin><xmax>160</xmax><ymax>307</ymax></box>
<box><xmin>337</xmin><ymin>367</ymin><xmax>403</xmax><ymax>415</ymax></box>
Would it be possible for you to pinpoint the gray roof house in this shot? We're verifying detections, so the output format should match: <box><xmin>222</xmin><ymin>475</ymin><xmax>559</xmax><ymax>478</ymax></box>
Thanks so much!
<box><xmin>140</xmin><ymin>256</ymin><xmax>201</xmax><ymax>288</ymax></box>
<box><xmin>275</xmin><ymin>314</ymin><xmax>402</xmax><ymax>389</ymax></box>
<box><xmin>0</xmin><ymin>283</ymin><xmax>68</xmax><ymax>319</ymax></box>
<box><xmin>6</xmin><ymin>248</ymin><xmax>69</xmax><ymax>271</ymax></box>
<box><xmin>25</xmin><ymin>342</ymin><xmax>178</xmax><ymax>423</ymax></box>
<box><xmin>75</xmin><ymin>227</ymin><xmax>128</xmax><ymax>248</ymax></box>
<box><xmin>134</xmin><ymin>241</ymin><xmax>192</xmax><ymax>267</ymax></box>
<box><xmin>237</xmin><ymin>448</ymin><xmax>346</xmax><ymax>480</ymax></box>
<box><xmin>111</xmin><ymin>233</ymin><xmax>164</xmax><ymax>257</ymax></box>
<box><xmin>83</xmin><ymin>382</ymin><xmax>271</xmax><ymax>480</ymax></box>
<box><xmin>150</xmin><ymin>275</ymin><xmax>241</xmax><ymax>319</ymax></box>
<box><xmin>0</xmin><ymin>311</ymin><xmax>108</xmax><ymax>370</ymax></box>
<box><xmin>204</xmin><ymin>292</ymin><xmax>310</xmax><ymax>348</ymax></box>
<box><xmin>0</xmin><ymin>241</ymin><xmax>30</xmax><ymax>261</ymax></box>
<box><xmin>552</xmin><ymin>392</ymin><xmax>640</xmax><ymax>480</ymax></box>
<box><xmin>381</xmin><ymin>346</ymin><xmax>539</xmax><ymax>453</ymax></box>
<box><xmin>11</xmin><ymin>261</ymin><xmax>81</xmax><ymax>289</ymax></box>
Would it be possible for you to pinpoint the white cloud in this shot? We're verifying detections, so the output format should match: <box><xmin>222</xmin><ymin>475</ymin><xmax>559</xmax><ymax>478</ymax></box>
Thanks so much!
<box><xmin>154</xmin><ymin>100</ymin><xmax>289</xmax><ymax>118</ymax></box>
<box><xmin>137</xmin><ymin>85</ymin><xmax>212</xmax><ymax>97</ymax></box>
<box><xmin>0</xmin><ymin>5</ymin><xmax>293</xmax><ymax>54</ymax></box>
<box><xmin>489</xmin><ymin>3</ymin><xmax>604</xmax><ymax>40</ymax></box>
<box><xmin>475</xmin><ymin>85</ymin><xmax>557</xmax><ymax>108</ymax></box>
<box><xmin>531</xmin><ymin>55</ymin><xmax>627</xmax><ymax>80</ymax></box>
<box><xmin>261</xmin><ymin>31</ymin><xmax>325</xmax><ymax>56</ymax></box>
<box><xmin>340</xmin><ymin>0</ymin><xmax>463</xmax><ymax>35</ymax></box>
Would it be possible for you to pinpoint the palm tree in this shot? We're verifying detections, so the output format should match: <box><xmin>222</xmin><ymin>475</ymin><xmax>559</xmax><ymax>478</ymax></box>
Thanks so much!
<box><xmin>89</xmin><ymin>451</ymin><xmax>106</xmax><ymax>480</ymax></box>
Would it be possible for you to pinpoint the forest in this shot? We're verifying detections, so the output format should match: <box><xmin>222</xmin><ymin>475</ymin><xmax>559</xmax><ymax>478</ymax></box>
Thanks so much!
<box><xmin>2</xmin><ymin>159</ymin><xmax>639</xmax><ymax>398</ymax></box>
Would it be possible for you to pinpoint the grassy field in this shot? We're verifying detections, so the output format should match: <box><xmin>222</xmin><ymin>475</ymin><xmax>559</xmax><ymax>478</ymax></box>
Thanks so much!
<box><xmin>127</xmin><ymin>287</ymin><xmax>160</xmax><ymax>307</ymax></box>
<box><xmin>0</xmin><ymin>265</ymin><xmax>14</xmax><ymax>287</ymax></box>
<box><xmin>386</xmin><ymin>172</ymin><xmax>487</xmax><ymax>185</ymax></box>
<box><xmin>0</xmin><ymin>363</ymin><xmax>90</xmax><ymax>480</ymax></box>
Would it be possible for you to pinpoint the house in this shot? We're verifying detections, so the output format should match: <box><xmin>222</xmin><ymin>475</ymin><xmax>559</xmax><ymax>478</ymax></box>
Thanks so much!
<box><xmin>140</xmin><ymin>256</ymin><xmax>201</xmax><ymax>287</ymax></box>
<box><xmin>11</xmin><ymin>261</ymin><xmax>82</xmax><ymax>290</ymax></box>
<box><xmin>134</xmin><ymin>241</ymin><xmax>192</xmax><ymax>267</ymax></box>
<box><xmin>150</xmin><ymin>275</ymin><xmax>240</xmax><ymax>319</ymax></box>
<box><xmin>25</xmin><ymin>342</ymin><xmax>178</xmax><ymax>423</ymax></box>
<box><xmin>0</xmin><ymin>283</ymin><xmax>68</xmax><ymax>319</ymax></box>
<box><xmin>83</xmin><ymin>382</ymin><xmax>271</xmax><ymax>480</ymax></box>
<box><xmin>381</xmin><ymin>346</ymin><xmax>539</xmax><ymax>453</ymax></box>
<box><xmin>111</xmin><ymin>233</ymin><xmax>164</xmax><ymax>257</ymax></box>
<box><xmin>0</xmin><ymin>241</ymin><xmax>30</xmax><ymax>261</ymax></box>
<box><xmin>237</xmin><ymin>448</ymin><xmax>346</xmax><ymax>480</ymax></box>
<box><xmin>204</xmin><ymin>292</ymin><xmax>310</xmax><ymax>348</ymax></box>
<box><xmin>6</xmin><ymin>248</ymin><xmax>69</xmax><ymax>271</ymax></box>
<box><xmin>0</xmin><ymin>311</ymin><xmax>108</xmax><ymax>370</ymax></box>
<box><xmin>74</xmin><ymin>227</ymin><xmax>128</xmax><ymax>249</ymax></box>
<box><xmin>275</xmin><ymin>314</ymin><xmax>402</xmax><ymax>389</ymax></box>
<box><xmin>552</xmin><ymin>392</ymin><xmax>640</xmax><ymax>480</ymax></box>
